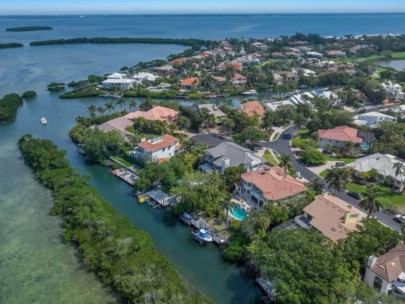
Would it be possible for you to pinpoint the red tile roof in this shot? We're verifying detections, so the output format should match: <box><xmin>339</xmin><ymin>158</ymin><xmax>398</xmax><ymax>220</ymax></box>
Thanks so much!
<box><xmin>138</xmin><ymin>134</ymin><xmax>179</xmax><ymax>152</ymax></box>
<box><xmin>318</xmin><ymin>126</ymin><xmax>363</xmax><ymax>143</ymax></box>
<box><xmin>241</xmin><ymin>167</ymin><xmax>307</xmax><ymax>201</ymax></box>
<box><xmin>181</xmin><ymin>77</ymin><xmax>200</xmax><ymax>86</ymax></box>
<box><xmin>232</xmin><ymin>73</ymin><xmax>246</xmax><ymax>80</ymax></box>
<box><xmin>124</xmin><ymin>106</ymin><xmax>178</xmax><ymax>122</ymax></box>
<box><xmin>370</xmin><ymin>244</ymin><xmax>405</xmax><ymax>282</ymax></box>
<box><xmin>240</xmin><ymin>101</ymin><xmax>265</xmax><ymax>118</ymax></box>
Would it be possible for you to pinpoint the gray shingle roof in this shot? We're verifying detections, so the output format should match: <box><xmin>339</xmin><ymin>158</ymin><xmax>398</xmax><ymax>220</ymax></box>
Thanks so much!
<box><xmin>206</xmin><ymin>142</ymin><xmax>266</xmax><ymax>167</ymax></box>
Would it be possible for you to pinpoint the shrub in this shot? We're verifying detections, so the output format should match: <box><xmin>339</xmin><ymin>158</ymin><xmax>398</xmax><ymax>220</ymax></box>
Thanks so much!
<box><xmin>22</xmin><ymin>90</ymin><xmax>37</xmax><ymax>98</ymax></box>
<box><xmin>301</xmin><ymin>149</ymin><xmax>326</xmax><ymax>166</ymax></box>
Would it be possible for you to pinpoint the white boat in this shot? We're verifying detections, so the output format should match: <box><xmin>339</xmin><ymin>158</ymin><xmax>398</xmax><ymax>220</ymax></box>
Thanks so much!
<box><xmin>192</xmin><ymin>229</ymin><xmax>213</xmax><ymax>243</ymax></box>
<box><xmin>41</xmin><ymin>117</ymin><xmax>47</xmax><ymax>125</ymax></box>
<box><xmin>242</xmin><ymin>89</ymin><xmax>258</xmax><ymax>95</ymax></box>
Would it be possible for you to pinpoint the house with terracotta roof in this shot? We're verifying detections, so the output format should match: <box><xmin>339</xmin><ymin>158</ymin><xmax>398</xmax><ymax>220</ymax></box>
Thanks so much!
<box><xmin>294</xmin><ymin>194</ymin><xmax>366</xmax><ymax>242</ymax></box>
<box><xmin>181</xmin><ymin>77</ymin><xmax>200</xmax><ymax>91</ymax></box>
<box><xmin>236</xmin><ymin>167</ymin><xmax>307</xmax><ymax>207</ymax></box>
<box><xmin>134</xmin><ymin>135</ymin><xmax>181</xmax><ymax>162</ymax></box>
<box><xmin>240</xmin><ymin>101</ymin><xmax>266</xmax><ymax>119</ymax></box>
<box><xmin>124</xmin><ymin>106</ymin><xmax>178</xmax><ymax>123</ymax></box>
<box><xmin>220</xmin><ymin>62</ymin><xmax>243</xmax><ymax>71</ymax></box>
<box><xmin>231</xmin><ymin>73</ymin><xmax>247</xmax><ymax>87</ymax></box>
<box><xmin>364</xmin><ymin>244</ymin><xmax>405</xmax><ymax>299</ymax></box>
<box><xmin>326</xmin><ymin>50</ymin><xmax>346</xmax><ymax>58</ymax></box>
<box><xmin>318</xmin><ymin>126</ymin><xmax>362</xmax><ymax>150</ymax></box>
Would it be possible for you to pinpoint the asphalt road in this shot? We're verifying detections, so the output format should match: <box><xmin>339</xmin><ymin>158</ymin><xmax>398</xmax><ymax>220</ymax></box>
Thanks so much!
<box><xmin>259</xmin><ymin>125</ymin><xmax>402</xmax><ymax>232</ymax></box>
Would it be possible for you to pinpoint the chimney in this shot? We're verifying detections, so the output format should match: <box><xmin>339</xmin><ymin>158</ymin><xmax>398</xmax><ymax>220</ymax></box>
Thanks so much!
<box><xmin>367</xmin><ymin>256</ymin><xmax>377</xmax><ymax>268</ymax></box>
<box><xmin>221</xmin><ymin>158</ymin><xmax>230</xmax><ymax>174</ymax></box>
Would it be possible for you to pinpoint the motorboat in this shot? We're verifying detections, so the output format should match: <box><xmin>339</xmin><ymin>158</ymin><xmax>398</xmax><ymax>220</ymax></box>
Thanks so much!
<box><xmin>242</xmin><ymin>89</ymin><xmax>258</xmax><ymax>95</ymax></box>
<box><xmin>192</xmin><ymin>229</ymin><xmax>213</xmax><ymax>243</ymax></box>
<box><xmin>41</xmin><ymin>117</ymin><xmax>47</xmax><ymax>125</ymax></box>
<box><xmin>180</xmin><ymin>212</ymin><xmax>192</xmax><ymax>225</ymax></box>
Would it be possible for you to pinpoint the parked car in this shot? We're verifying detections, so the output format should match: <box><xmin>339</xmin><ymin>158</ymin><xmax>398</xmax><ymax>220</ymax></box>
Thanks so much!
<box><xmin>335</xmin><ymin>162</ymin><xmax>345</xmax><ymax>167</ymax></box>
<box><xmin>348</xmin><ymin>191</ymin><xmax>362</xmax><ymax>200</ymax></box>
<box><xmin>393</xmin><ymin>215</ymin><xmax>405</xmax><ymax>224</ymax></box>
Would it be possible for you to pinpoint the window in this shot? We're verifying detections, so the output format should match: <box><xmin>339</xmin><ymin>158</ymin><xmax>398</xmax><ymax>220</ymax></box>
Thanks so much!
<box><xmin>373</xmin><ymin>276</ymin><xmax>383</xmax><ymax>291</ymax></box>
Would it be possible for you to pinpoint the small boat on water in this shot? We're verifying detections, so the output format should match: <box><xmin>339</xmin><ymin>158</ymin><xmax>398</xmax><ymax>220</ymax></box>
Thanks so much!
<box><xmin>242</xmin><ymin>89</ymin><xmax>258</xmax><ymax>95</ymax></box>
<box><xmin>41</xmin><ymin>117</ymin><xmax>47</xmax><ymax>125</ymax></box>
<box><xmin>192</xmin><ymin>229</ymin><xmax>213</xmax><ymax>243</ymax></box>
<box><xmin>180</xmin><ymin>212</ymin><xmax>192</xmax><ymax>225</ymax></box>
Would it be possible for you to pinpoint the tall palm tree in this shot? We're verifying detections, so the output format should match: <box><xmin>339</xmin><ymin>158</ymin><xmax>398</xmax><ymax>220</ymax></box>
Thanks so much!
<box><xmin>116</xmin><ymin>98</ymin><xmax>126</xmax><ymax>109</ymax></box>
<box><xmin>220</xmin><ymin>199</ymin><xmax>238</xmax><ymax>230</ymax></box>
<box><xmin>325</xmin><ymin>167</ymin><xmax>351</xmax><ymax>194</ymax></box>
<box><xmin>279</xmin><ymin>154</ymin><xmax>292</xmax><ymax>173</ymax></box>
<box><xmin>104</xmin><ymin>102</ymin><xmax>115</xmax><ymax>114</ymax></box>
<box><xmin>87</xmin><ymin>105</ymin><xmax>97</xmax><ymax>120</ymax></box>
<box><xmin>359</xmin><ymin>186</ymin><xmax>382</xmax><ymax>217</ymax></box>
<box><xmin>128</xmin><ymin>100</ymin><xmax>137</xmax><ymax>111</ymax></box>
<box><xmin>393</xmin><ymin>162</ymin><xmax>404</xmax><ymax>192</ymax></box>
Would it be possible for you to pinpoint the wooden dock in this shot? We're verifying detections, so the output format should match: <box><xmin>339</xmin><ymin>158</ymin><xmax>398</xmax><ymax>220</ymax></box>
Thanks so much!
<box><xmin>111</xmin><ymin>169</ymin><xmax>139</xmax><ymax>185</ymax></box>
<box><xmin>190</xmin><ymin>216</ymin><xmax>228</xmax><ymax>245</ymax></box>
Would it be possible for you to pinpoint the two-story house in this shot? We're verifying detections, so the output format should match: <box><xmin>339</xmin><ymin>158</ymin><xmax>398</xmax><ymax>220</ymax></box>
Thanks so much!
<box><xmin>181</xmin><ymin>77</ymin><xmax>200</xmax><ymax>91</ymax></box>
<box><xmin>318</xmin><ymin>126</ymin><xmax>363</xmax><ymax>150</ymax></box>
<box><xmin>294</xmin><ymin>194</ymin><xmax>366</xmax><ymax>242</ymax></box>
<box><xmin>199</xmin><ymin>142</ymin><xmax>266</xmax><ymax>174</ymax></box>
<box><xmin>236</xmin><ymin>167</ymin><xmax>307</xmax><ymax>207</ymax></box>
<box><xmin>135</xmin><ymin>135</ymin><xmax>181</xmax><ymax>162</ymax></box>
<box><xmin>354</xmin><ymin>111</ymin><xmax>397</xmax><ymax>128</ymax></box>
<box><xmin>364</xmin><ymin>244</ymin><xmax>405</xmax><ymax>300</ymax></box>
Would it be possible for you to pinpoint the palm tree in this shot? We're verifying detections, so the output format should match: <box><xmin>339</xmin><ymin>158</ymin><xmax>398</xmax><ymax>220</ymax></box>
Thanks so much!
<box><xmin>220</xmin><ymin>199</ymin><xmax>238</xmax><ymax>230</ymax></box>
<box><xmin>116</xmin><ymin>98</ymin><xmax>126</xmax><ymax>109</ymax></box>
<box><xmin>393</xmin><ymin>162</ymin><xmax>404</xmax><ymax>192</ymax></box>
<box><xmin>308</xmin><ymin>176</ymin><xmax>324</xmax><ymax>195</ymax></box>
<box><xmin>279</xmin><ymin>154</ymin><xmax>292</xmax><ymax>173</ymax></box>
<box><xmin>87</xmin><ymin>105</ymin><xmax>97</xmax><ymax>120</ymax></box>
<box><xmin>104</xmin><ymin>102</ymin><xmax>115</xmax><ymax>114</ymax></box>
<box><xmin>128</xmin><ymin>100</ymin><xmax>137</xmax><ymax>111</ymax></box>
<box><xmin>324</xmin><ymin>167</ymin><xmax>352</xmax><ymax>194</ymax></box>
<box><xmin>359</xmin><ymin>186</ymin><xmax>382</xmax><ymax>217</ymax></box>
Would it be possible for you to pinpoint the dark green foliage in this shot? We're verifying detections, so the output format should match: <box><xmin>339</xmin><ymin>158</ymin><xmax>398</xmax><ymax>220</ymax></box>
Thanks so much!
<box><xmin>22</xmin><ymin>90</ymin><xmax>37</xmax><ymax>98</ymax></box>
<box><xmin>0</xmin><ymin>93</ymin><xmax>23</xmax><ymax>122</ymax></box>
<box><xmin>6</xmin><ymin>26</ymin><xmax>52</xmax><ymax>32</ymax></box>
<box><xmin>222</xmin><ymin>166</ymin><xmax>247</xmax><ymax>192</ymax></box>
<box><xmin>0</xmin><ymin>43</ymin><xmax>24</xmax><ymax>49</ymax></box>
<box><xmin>132</xmin><ymin>117</ymin><xmax>169</xmax><ymax>135</ymax></box>
<box><xmin>18</xmin><ymin>134</ymin><xmax>210</xmax><ymax>304</ymax></box>
<box><xmin>301</xmin><ymin>149</ymin><xmax>326</xmax><ymax>166</ymax></box>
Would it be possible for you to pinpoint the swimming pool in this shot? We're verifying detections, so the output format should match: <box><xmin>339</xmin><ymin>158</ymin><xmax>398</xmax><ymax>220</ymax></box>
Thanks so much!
<box><xmin>230</xmin><ymin>205</ymin><xmax>248</xmax><ymax>221</ymax></box>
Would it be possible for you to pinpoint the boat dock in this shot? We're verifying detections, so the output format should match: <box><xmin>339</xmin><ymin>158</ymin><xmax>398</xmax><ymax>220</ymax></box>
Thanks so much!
<box><xmin>141</xmin><ymin>189</ymin><xmax>176</xmax><ymax>207</ymax></box>
<box><xmin>256</xmin><ymin>277</ymin><xmax>276</xmax><ymax>303</ymax></box>
<box><xmin>111</xmin><ymin>169</ymin><xmax>139</xmax><ymax>185</ymax></box>
<box><xmin>190</xmin><ymin>216</ymin><xmax>228</xmax><ymax>245</ymax></box>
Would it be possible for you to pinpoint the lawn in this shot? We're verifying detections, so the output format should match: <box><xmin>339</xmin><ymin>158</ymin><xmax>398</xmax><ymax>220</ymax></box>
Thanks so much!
<box><xmin>324</xmin><ymin>155</ymin><xmax>356</xmax><ymax>164</ymax></box>
<box><xmin>111</xmin><ymin>155</ymin><xmax>133</xmax><ymax>167</ymax></box>
<box><xmin>346</xmin><ymin>183</ymin><xmax>405</xmax><ymax>210</ymax></box>
<box><xmin>262</xmin><ymin>150</ymin><xmax>280</xmax><ymax>166</ymax></box>
<box><xmin>319</xmin><ymin>170</ymin><xmax>328</xmax><ymax>178</ymax></box>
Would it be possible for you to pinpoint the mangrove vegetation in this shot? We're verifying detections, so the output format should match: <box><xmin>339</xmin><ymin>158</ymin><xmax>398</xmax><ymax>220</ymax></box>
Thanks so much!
<box><xmin>0</xmin><ymin>93</ymin><xmax>23</xmax><ymax>122</ymax></box>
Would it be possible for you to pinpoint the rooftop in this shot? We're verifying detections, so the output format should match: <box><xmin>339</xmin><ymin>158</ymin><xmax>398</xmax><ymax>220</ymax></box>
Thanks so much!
<box><xmin>318</xmin><ymin>126</ymin><xmax>363</xmax><ymax>143</ymax></box>
<box><xmin>124</xmin><ymin>106</ymin><xmax>178</xmax><ymax>122</ymax></box>
<box><xmin>241</xmin><ymin>167</ymin><xmax>307</xmax><ymax>201</ymax></box>
<box><xmin>370</xmin><ymin>244</ymin><xmax>405</xmax><ymax>283</ymax></box>
<box><xmin>97</xmin><ymin>117</ymin><xmax>133</xmax><ymax>137</ymax></box>
<box><xmin>303</xmin><ymin>194</ymin><xmax>366</xmax><ymax>242</ymax></box>
<box><xmin>240</xmin><ymin>101</ymin><xmax>266</xmax><ymax>118</ymax></box>
<box><xmin>181</xmin><ymin>77</ymin><xmax>199</xmax><ymax>86</ymax></box>
<box><xmin>138</xmin><ymin>134</ymin><xmax>179</xmax><ymax>152</ymax></box>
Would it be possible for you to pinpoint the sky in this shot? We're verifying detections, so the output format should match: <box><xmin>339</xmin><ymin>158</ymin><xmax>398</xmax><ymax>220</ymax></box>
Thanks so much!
<box><xmin>2</xmin><ymin>0</ymin><xmax>405</xmax><ymax>15</ymax></box>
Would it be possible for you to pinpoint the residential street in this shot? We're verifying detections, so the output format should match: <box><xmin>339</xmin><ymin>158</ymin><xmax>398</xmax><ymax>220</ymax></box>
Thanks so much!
<box><xmin>259</xmin><ymin>125</ymin><xmax>402</xmax><ymax>232</ymax></box>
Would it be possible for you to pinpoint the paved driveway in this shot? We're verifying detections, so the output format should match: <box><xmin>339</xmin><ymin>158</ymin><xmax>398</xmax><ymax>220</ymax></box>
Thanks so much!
<box><xmin>259</xmin><ymin>125</ymin><xmax>401</xmax><ymax>232</ymax></box>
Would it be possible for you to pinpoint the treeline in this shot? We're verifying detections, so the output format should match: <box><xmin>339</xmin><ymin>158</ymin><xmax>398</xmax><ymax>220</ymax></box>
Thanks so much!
<box><xmin>29</xmin><ymin>37</ymin><xmax>207</xmax><ymax>48</ymax></box>
<box><xmin>6</xmin><ymin>26</ymin><xmax>53</xmax><ymax>32</ymax></box>
<box><xmin>18</xmin><ymin>134</ymin><xmax>210</xmax><ymax>304</ymax></box>
<box><xmin>0</xmin><ymin>93</ymin><xmax>23</xmax><ymax>122</ymax></box>
<box><xmin>0</xmin><ymin>43</ymin><xmax>24</xmax><ymax>49</ymax></box>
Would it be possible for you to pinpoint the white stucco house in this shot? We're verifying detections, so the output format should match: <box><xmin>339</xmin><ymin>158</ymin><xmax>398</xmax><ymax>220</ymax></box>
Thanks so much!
<box><xmin>131</xmin><ymin>72</ymin><xmax>159</xmax><ymax>84</ymax></box>
<box><xmin>102</xmin><ymin>72</ymin><xmax>135</xmax><ymax>90</ymax></box>
<box><xmin>134</xmin><ymin>135</ymin><xmax>181</xmax><ymax>162</ymax></box>
<box><xmin>354</xmin><ymin>111</ymin><xmax>397</xmax><ymax>128</ymax></box>
<box><xmin>382</xmin><ymin>81</ymin><xmax>405</xmax><ymax>100</ymax></box>
<box><xmin>364</xmin><ymin>244</ymin><xmax>405</xmax><ymax>300</ymax></box>
<box><xmin>347</xmin><ymin>153</ymin><xmax>405</xmax><ymax>191</ymax></box>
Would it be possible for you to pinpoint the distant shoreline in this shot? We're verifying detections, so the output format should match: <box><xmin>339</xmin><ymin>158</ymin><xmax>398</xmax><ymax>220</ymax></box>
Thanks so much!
<box><xmin>6</xmin><ymin>26</ymin><xmax>53</xmax><ymax>32</ymax></box>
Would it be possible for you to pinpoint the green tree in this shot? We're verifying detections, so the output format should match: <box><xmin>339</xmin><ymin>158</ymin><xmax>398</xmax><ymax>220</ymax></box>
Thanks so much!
<box><xmin>359</xmin><ymin>186</ymin><xmax>383</xmax><ymax>217</ymax></box>
<box><xmin>220</xmin><ymin>199</ymin><xmax>238</xmax><ymax>230</ymax></box>
<box><xmin>307</xmin><ymin>176</ymin><xmax>324</xmax><ymax>195</ymax></box>
<box><xmin>279</xmin><ymin>154</ymin><xmax>293</xmax><ymax>173</ymax></box>
<box><xmin>301</xmin><ymin>149</ymin><xmax>326</xmax><ymax>166</ymax></box>
<box><xmin>324</xmin><ymin>167</ymin><xmax>352</xmax><ymax>193</ymax></box>
<box><xmin>222</xmin><ymin>165</ymin><xmax>247</xmax><ymax>192</ymax></box>
<box><xmin>238</xmin><ymin>126</ymin><xmax>268</xmax><ymax>146</ymax></box>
